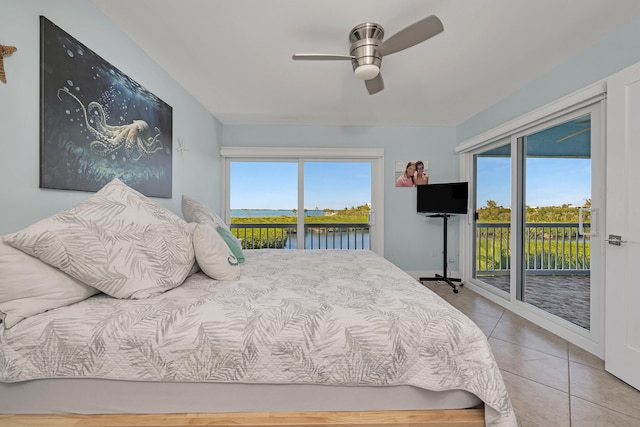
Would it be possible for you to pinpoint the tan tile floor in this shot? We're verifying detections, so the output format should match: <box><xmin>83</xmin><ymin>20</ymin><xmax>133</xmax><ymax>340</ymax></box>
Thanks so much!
<box><xmin>421</xmin><ymin>280</ymin><xmax>640</xmax><ymax>427</ymax></box>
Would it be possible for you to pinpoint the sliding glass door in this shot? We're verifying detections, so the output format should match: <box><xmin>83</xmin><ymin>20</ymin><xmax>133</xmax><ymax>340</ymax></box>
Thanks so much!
<box><xmin>304</xmin><ymin>161</ymin><xmax>371</xmax><ymax>249</ymax></box>
<box><xmin>221</xmin><ymin>147</ymin><xmax>384</xmax><ymax>254</ymax></box>
<box><xmin>519</xmin><ymin>114</ymin><xmax>595</xmax><ymax>329</ymax></box>
<box><xmin>472</xmin><ymin>106</ymin><xmax>602</xmax><ymax>332</ymax></box>
<box><xmin>474</xmin><ymin>141</ymin><xmax>512</xmax><ymax>294</ymax></box>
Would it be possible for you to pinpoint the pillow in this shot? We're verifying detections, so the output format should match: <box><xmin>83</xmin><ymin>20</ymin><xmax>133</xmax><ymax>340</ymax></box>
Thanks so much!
<box><xmin>216</xmin><ymin>226</ymin><xmax>245</xmax><ymax>263</ymax></box>
<box><xmin>3</xmin><ymin>178</ymin><xmax>195</xmax><ymax>299</ymax></box>
<box><xmin>0</xmin><ymin>240</ymin><xmax>100</xmax><ymax>328</ymax></box>
<box><xmin>182</xmin><ymin>195</ymin><xmax>230</xmax><ymax>231</ymax></box>
<box><xmin>193</xmin><ymin>223</ymin><xmax>240</xmax><ymax>281</ymax></box>
<box><xmin>185</xmin><ymin>222</ymin><xmax>201</xmax><ymax>276</ymax></box>
<box><xmin>181</xmin><ymin>195</ymin><xmax>244</xmax><ymax>262</ymax></box>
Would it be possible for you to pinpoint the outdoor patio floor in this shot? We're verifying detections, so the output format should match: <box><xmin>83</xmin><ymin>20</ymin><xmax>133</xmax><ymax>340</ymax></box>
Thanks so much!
<box><xmin>476</xmin><ymin>273</ymin><xmax>590</xmax><ymax>329</ymax></box>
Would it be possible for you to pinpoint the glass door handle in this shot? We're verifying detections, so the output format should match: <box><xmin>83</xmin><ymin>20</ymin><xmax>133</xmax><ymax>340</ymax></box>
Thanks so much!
<box><xmin>368</xmin><ymin>212</ymin><xmax>376</xmax><ymax>226</ymax></box>
<box><xmin>605</xmin><ymin>234</ymin><xmax>627</xmax><ymax>245</ymax></box>
<box><xmin>579</xmin><ymin>207</ymin><xmax>596</xmax><ymax>236</ymax></box>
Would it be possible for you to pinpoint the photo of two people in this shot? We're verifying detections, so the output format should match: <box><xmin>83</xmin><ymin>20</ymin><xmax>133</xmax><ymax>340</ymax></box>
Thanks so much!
<box><xmin>395</xmin><ymin>160</ymin><xmax>429</xmax><ymax>187</ymax></box>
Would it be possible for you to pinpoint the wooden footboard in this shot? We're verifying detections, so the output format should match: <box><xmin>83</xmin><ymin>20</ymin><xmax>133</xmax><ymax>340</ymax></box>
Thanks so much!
<box><xmin>0</xmin><ymin>409</ymin><xmax>485</xmax><ymax>426</ymax></box>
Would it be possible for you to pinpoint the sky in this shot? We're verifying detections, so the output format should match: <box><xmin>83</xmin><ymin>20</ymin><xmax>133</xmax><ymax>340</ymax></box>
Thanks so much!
<box><xmin>230</xmin><ymin>156</ymin><xmax>591</xmax><ymax>211</ymax></box>
<box><xmin>230</xmin><ymin>161</ymin><xmax>372</xmax><ymax>210</ymax></box>
<box><xmin>476</xmin><ymin>157</ymin><xmax>591</xmax><ymax>208</ymax></box>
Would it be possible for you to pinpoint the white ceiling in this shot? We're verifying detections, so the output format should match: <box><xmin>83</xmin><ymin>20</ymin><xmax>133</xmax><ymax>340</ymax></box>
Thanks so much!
<box><xmin>90</xmin><ymin>0</ymin><xmax>640</xmax><ymax>127</ymax></box>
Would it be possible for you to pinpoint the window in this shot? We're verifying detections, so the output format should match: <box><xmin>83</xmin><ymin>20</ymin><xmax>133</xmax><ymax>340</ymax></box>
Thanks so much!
<box><xmin>220</xmin><ymin>147</ymin><xmax>384</xmax><ymax>254</ymax></box>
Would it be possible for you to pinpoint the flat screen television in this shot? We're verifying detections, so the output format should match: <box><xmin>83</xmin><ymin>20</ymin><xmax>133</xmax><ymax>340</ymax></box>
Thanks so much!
<box><xmin>417</xmin><ymin>182</ymin><xmax>468</xmax><ymax>215</ymax></box>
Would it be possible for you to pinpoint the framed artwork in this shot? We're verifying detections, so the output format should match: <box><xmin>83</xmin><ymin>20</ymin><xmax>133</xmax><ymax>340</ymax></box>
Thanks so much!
<box><xmin>395</xmin><ymin>160</ymin><xmax>429</xmax><ymax>187</ymax></box>
<box><xmin>39</xmin><ymin>16</ymin><xmax>173</xmax><ymax>198</ymax></box>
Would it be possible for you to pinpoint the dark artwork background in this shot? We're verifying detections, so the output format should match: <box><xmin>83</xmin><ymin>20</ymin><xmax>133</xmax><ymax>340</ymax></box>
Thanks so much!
<box><xmin>40</xmin><ymin>16</ymin><xmax>173</xmax><ymax>198</ymax></box>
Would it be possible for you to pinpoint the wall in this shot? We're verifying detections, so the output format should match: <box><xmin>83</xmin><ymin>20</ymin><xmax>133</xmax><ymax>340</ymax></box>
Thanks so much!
<box><xmin>8</xmin><ymin>3</ymin><xmax>640</xmax><ymax>275</ymax></box>
<box><xmin>453</xmin><ymin>13</ymin><xmax>640</xmax><ymax>354</ymax></box>
<box><xmin>0</xmin><ymin>0</ymin><xmax>222</xmax><ymax>235</ymax></box>
<box><xmin>458</xmin><ymin>15</ymin><xmax>640</xmax><ymax>142</ymax></box>
<box><xmin>222</xmin><ymin>125</ymin><xmax>458</xmax><ymax>272</ymax></box>
<box><xmin>0</xmin><ymin>0</ymin><xmax>461</xmax><ymax>275</ymax></box>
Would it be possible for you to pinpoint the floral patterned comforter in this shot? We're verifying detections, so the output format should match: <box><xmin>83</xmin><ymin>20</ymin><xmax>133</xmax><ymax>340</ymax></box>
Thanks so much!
<box><xmin>0</xmin><ymin>249</ymin><xmax>516</xmax><ymax>426</ymax></box>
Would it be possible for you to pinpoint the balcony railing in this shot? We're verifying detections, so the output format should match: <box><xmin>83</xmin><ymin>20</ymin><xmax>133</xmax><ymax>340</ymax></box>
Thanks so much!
<box><xmin>230</xmin><ymin>223</ymin><xmax>370</xmax><ymax>250</ymax></box>
<box><xmin>476</xmin><ymin>222</ymin><xmax>590</xmax><ymax>274</ymax></box>
<box><xmin>231</xmin><ymin>221</ymin><xmax>588</xmax><ymax>272</ymax></box>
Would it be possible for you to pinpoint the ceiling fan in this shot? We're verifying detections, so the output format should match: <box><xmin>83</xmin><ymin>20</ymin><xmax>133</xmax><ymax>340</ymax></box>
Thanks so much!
<box><xmin>292</xmin><ymin>15</ymin><xmax>444</xmax><ymax>95</ymax></box>
<box><xmin>556</xmin><ymin>118</ymin><xmax>591</xmax><ymax>142</ymax></box>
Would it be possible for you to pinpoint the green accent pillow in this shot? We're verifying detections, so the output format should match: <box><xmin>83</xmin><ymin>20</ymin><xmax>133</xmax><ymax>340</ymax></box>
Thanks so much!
<box><xmin>216</xmin><ymin>226</ymin><xmax>245</xmax><ymax>263</ymax></box>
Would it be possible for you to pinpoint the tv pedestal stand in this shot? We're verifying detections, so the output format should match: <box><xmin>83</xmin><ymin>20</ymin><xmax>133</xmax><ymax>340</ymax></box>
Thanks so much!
<box><xmin>419</xmin><ymin>214</ymin><xmax>463</xmax><ymax>293</ymax></box>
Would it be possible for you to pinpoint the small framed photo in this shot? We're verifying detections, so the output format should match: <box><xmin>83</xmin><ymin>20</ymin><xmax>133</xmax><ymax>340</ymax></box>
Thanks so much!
<box><xmin>395</xmin><ymin>160</ymin><xmax>429</xmax><ymax>187</ymax></box>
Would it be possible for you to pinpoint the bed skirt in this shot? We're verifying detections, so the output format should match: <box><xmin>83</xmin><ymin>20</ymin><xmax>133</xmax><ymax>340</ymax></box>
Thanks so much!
<box><xmin>0</xmin><ymin>378</ymin><xmax>481</xmax><ymax>414</ymax></box>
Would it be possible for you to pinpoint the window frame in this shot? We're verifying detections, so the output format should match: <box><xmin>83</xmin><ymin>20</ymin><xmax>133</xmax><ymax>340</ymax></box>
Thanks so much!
<box><xmin>220</xmin><ymin>147</ymin><xmax>385</xmax><ymax>255</ymax></box>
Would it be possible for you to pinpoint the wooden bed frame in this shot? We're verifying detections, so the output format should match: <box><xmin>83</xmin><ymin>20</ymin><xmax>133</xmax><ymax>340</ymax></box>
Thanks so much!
<box><xmin>0</xmin><ymin>409</ymin><xmax>485</xmax><ymax>426</ymax></box>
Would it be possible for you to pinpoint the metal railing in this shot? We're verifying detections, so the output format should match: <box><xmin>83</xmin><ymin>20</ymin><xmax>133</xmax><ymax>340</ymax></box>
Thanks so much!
<box><xmin>232</xmin><ymin>221</ymin><xmax>589</xmax><ymax>269</ymax></box>
<box><xmin>231</xmin><ymin>224</ymin><xmax>296</xmax><ymax>249</ymax></box>
<box><xmin>230</xmin><ymin>223</ymin><xmax>370</xmax><ymax>250</ymax></box>
<box><xmin>476</xmin><ymin>222</ymin><xmax>590</xmax><ymax>274</ymax></box>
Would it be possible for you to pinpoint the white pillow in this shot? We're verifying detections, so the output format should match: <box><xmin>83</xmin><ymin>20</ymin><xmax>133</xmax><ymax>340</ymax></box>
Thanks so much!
<box><xmin>193</xmin><ymin>223</ymin><xmax>240</xmax><ymax>281</ymax></box>
<box><xmin>182</xmin><ymin>195</ymin><xmax>230</xmax><ymax>231</ymax></box>
<box><xmin>0</xmin><ymin>240</ymin><xmax>100</xmax><ymax>328</ymax></box>
<box><xmin>3</xmin><ymin>179</ymin><xmax>195</xmax><ymax>299</ymax></box>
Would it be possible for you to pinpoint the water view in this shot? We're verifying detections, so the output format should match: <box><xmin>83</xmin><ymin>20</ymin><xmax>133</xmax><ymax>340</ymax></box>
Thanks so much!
<box><xmin>231</xmin><ymin>209</ymin><xmax>325</xmax><ymax>217</ymax></box>
<box><xmin>288</xmin><ymin>229</ymin><xmax>370</xmax><ymax>250</ymax></box>
<box><xmin>230</xmin><ymin>208</ymin><xmax>370</xmax><ymax>250</ymax></box>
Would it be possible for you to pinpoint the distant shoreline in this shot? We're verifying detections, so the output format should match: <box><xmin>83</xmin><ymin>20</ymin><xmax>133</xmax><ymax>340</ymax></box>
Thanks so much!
<box><xmin>231</xmin><ymin>209</ymin><xmax>325</xmax><ymax>218</ymax></box>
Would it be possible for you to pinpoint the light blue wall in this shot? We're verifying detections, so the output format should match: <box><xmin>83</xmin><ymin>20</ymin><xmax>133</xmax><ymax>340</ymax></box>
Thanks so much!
<box><xmin>5</xmin><ymin>1</ymin><xmax>640</xmax><ymax>274</ymax></box>
<box><xmin>0</xmin><ymin>0</ymin><xmax>459</xmax><ymax>273</ymax></box>
<box><xmin>458</xmin><ymin>15</ymin><xmax>640</xmax><ymax>142</ymax></box>
<box><xmin>0</xmin><ymin>0</ymin><xmax>222</xmax><ymax>235</ymax></box>
<box><xmin>222</xmin><ymin>125</ymin><xmax>458</xmax><ymax>270</ymax></box>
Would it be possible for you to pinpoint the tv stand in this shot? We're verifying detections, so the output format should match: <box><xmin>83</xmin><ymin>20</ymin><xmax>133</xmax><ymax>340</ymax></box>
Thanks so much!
<box><xmin>419</xmin><ymin>214</ymin><xmax>463</xmax><ymax>293</ymax></box>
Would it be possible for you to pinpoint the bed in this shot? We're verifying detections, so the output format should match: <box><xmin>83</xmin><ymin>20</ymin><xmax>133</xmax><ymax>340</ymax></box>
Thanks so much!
<box><xmin>0</xmin><ymin>179</ymin><xmax>516</xmax><ymax>426</ymax></box>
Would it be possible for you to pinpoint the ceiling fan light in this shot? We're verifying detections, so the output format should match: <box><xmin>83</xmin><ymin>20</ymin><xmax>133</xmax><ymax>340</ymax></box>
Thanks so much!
<box><xmin>354</xmin><ymin>64</ymin><xmax>379</xmax><ymax>80</ymax></box>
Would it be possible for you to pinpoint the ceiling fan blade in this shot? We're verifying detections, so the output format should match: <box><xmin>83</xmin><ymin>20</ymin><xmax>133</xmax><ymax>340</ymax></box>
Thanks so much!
<box><xmin>365</xmin><ymin>74</ymin><xmax>384</xmax><ymax>95</ymax></box>
<box><xmin>556</xmin><ymin>127</ymin><xmax>591</xmax><ymax>142</ymax></box>
<box><xmin>292</xmin><ymin>54</ymin><xmax>354</xmax><ymax>60</ymax></box>
<box><xmin>377</xmin><ymin>15</ymin><xmax>444</xmax><ymax>57</ymax></box>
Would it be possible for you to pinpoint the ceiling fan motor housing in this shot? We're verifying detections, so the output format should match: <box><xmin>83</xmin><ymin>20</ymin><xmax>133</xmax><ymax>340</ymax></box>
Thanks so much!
<box><xmin>349</xmin><ymin>23</ymin><xmax>384</xmax><ymax>80</ymax></box>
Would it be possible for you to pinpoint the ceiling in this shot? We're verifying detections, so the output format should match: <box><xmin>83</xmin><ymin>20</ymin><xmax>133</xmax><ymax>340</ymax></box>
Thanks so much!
<box><xmin>90</xmin><ymin>0</ymin><xmax>640</xmax><ymax>127</ymax></box>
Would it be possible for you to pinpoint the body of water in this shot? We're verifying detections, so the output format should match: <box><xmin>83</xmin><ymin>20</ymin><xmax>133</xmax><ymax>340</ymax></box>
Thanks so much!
<box><xmin>231</xmin><ymin>209</ymin><xmax>326</xmax><ymax>218</ymax></box>
<box><xmin>231</xmin><ymin>209</ymin><xmax>371</xmax><ymax>249</ymax></box>
<box><xmin>288</xmin><ymin>230</ymin><xmax>370</xmax><ymax>250</ymax></box>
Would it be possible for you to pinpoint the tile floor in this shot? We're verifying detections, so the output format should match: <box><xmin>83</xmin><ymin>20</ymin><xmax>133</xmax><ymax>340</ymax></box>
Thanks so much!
<box><xmin>421</xmin><ymin>280</ymin><xmax>640</xmax><ymax>427</ymax></box>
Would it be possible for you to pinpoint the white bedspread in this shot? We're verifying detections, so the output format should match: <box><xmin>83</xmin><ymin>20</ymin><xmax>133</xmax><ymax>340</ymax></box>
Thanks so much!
<box><xmin>0</xmin><ymin>250</ymin><xmax>516</xmax><ymax>426</ymax></box>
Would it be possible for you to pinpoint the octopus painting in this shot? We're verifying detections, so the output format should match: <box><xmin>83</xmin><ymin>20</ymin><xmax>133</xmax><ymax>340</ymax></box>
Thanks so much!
<box><xmin>57</xmin><ymin>88</ymin><xmax>163</xmax><ymax>162</ymax></box>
